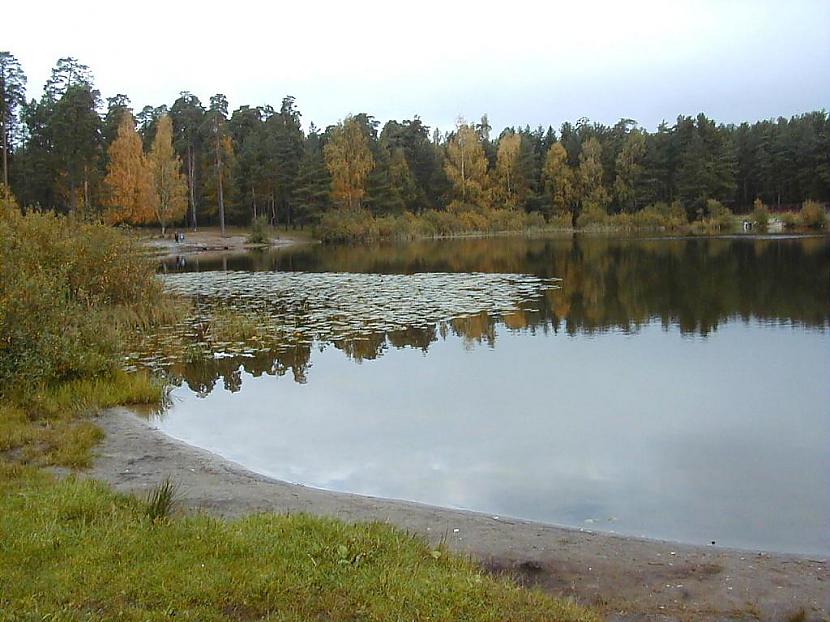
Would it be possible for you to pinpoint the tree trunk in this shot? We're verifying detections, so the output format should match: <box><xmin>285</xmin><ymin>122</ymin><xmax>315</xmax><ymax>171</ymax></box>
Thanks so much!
<box><xmin>188</xmin><ymin>144</ymin><xmax>197</xmax><ymax>231</ymax></box>
<box><xmin>218</xmin><ymin>168</ymin><xmax>225</xmax><ymax>236</ymax></box>
<box><xmin>212</xmin><ymin>115</ymin><xmax>225</xmax><ymax>236</ymax></box>
<box><xmin>1</xmin><ymin>102</ymin><xmax>8</xmax><ymax>203</ymax></box>
<box><xmin>460</xmin><ymin>142</ymin><xmax>466</xmax><ymax>201</ymax></box>
<box><xmin>83</xmin><ymin>167</ymin><xmax>89</xmax><ymax>215</ymax></box>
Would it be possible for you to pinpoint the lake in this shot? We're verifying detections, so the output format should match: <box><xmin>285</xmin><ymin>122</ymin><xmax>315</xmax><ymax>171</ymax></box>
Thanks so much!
<box><xmin>146</xmin><ymin>234</ymin><xmax>829</xmax><ymax>556</ymax></box>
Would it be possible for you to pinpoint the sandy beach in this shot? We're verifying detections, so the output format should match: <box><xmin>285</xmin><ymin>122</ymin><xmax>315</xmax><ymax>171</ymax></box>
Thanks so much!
<box><xmin>84</xmin><ymin>407</ymin><xmax>828</xmax><ymax>622</ymax></box>
<box><xmin>141</xmin><ymin>227</ymin><xmax>312</xmax><ymax>259</ymax></box>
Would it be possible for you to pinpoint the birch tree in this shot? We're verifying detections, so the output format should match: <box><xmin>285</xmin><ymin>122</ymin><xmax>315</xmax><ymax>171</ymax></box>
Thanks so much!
<box><xmin>147</xmin><ymin>115</ymin><xmax>188</xmax><ymax>235</ymax></box>
<box><xmin>543</xmin><ymin>142</ymin><xmax>575</xmax><ymax>216</ymax></box>
<box><xmin>103</xmin><ymin>114</ymin><xmax>155</xmax><ymax>225</ymax></box>
<box><xmin>323</xmin><ymin>115</ymin><xmax>374</xmax><ymax>209</ymax></box>
<box><xmin>444</xmin><ymin>119</ymin><xmax>488</xmax><ymax>206</ymax></box>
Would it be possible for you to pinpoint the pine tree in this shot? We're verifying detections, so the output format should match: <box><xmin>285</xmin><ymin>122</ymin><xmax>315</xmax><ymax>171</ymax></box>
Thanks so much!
<box><xmin>170</xmin><ymin>92</ymin><xmax>205</xmax><ymax>229</ymax></box>
<box><xmin>0</xmin><ymin>52</ymin><xmax>27</xmax><ymax>204</ymax></box>
<box><xmin>293</xmin><ymin>128</ymin><xmax>331</xmax><ymax>226</ymax></box>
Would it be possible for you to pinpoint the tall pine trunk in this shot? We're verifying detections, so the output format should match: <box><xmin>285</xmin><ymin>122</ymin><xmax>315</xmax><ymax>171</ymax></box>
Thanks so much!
<box><xmin>214</xmin><ymin>117</ymin><xmax>226</xmax><ymax>236</ymax></box>
<box><xmin>1</xmin><ymin>102</ymin><xmax>8</xmax><ymax>202</ymax></box>
<box><xmin>187</xmin><ymin>144</ymin><xmax>197</xmax><ymax>231</ymax></box>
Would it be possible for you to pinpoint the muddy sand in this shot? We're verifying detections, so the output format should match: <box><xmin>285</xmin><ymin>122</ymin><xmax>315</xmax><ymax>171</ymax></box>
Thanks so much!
<box><xmin>87</xmin><ymin>408</ymin><xmax>828</xmax><ymax>622</ymax></box>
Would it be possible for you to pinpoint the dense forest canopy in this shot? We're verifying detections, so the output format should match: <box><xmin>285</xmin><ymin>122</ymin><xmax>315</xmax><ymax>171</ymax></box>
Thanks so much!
<box><xmin>2</xmin><ymin>54</ymin><xmax>828</xmax><ymax>230</ymax></box>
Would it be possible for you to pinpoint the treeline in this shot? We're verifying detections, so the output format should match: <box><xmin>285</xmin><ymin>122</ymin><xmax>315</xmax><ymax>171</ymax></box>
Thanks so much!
<box><xmin>2</xmin><ymin>54</ymin><xmax>828</xmax><ymax>234</ymax></box>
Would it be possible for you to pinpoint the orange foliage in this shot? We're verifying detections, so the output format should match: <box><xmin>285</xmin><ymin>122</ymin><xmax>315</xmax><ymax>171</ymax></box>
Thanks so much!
<box><xmin>103</xmin><ymin>114</ymin><xmax>156</xmax><ymax>226</ymax></box>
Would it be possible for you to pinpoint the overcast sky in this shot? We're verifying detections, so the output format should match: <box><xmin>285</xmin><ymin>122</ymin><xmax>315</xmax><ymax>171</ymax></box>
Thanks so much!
<box><xmin>5</xmin><ymin>0</ymin><xmax>829</xmax><ymax>134</ymax></box>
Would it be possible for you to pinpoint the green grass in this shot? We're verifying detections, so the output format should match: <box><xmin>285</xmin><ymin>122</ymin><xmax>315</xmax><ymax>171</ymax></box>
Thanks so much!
<box><xmin>0</xmin><ymin>465</ymin><xmax>596</xmax><ymax>621</ymax></box>
<box><xmin>0</xmin><ymin>205</ymin><xmax>597</xmax><ymax>621</ymax></box>
<box><xmin>0</xmin><ymin>370</ymin><xmax>597</xmax><ymax>621</ymax></box>
<box><xmin>0</xmin><ymin>371</ymin><xmax>165</xmax><ymax>468</ymax></box>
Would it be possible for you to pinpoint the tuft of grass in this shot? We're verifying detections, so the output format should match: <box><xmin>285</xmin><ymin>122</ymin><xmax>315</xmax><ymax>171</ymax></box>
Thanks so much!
<box><xmin>787</xmin><ymin>608</ymin><xmax>807</xmax><ymax>622</ymax></box>
<box><xmin>0</xmin><ymin>468</ymin><xmax>597</xmax><ymax>621</ymax></box>
<box><xmin>145</xmin><ymin>477</ymin><xmax>179</xmax><ymax>524</ymax></box>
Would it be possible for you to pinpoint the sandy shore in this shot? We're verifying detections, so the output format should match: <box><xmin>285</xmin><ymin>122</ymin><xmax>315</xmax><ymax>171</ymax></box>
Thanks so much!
<box><xmin>87</xmin><ymin>408</ymin><xmax>828</xmax><ymax>622</ymax></box>
<box><xmin>141</xmin><ymin>227</ymin><xmax>311</xmax><ymax>259</ymax></box>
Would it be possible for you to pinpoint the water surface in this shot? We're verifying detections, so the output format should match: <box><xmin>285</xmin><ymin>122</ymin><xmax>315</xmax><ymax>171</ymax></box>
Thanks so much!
<box><xmin>149</xmin><ymin>235</ymin><xmax>829</xmax><ymax>555</ymax></box>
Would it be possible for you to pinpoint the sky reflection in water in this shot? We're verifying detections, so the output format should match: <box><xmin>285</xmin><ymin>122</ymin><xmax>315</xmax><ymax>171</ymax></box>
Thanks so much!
<box><xmin>152</xmin><ymin>235</ymin><xmax>829</xmax><ymax>555</ymax></box>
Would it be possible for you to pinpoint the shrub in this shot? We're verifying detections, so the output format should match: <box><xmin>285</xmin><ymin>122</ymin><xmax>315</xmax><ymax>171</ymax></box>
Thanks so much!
<box><xmin>524</xmin><ymin>211</ymin><xmax>547</xmax><ymax>230</ymax></box>
<box><xmin>800</xmin><ymin>200</ymin><xmax>828</xmax><ymax>229</ymax></box>
<box><xmin>629</xmin><ymin>207</ymin><xmax>658</xmax><ymax>229</ymax></box>
<box><xmin>702</xmin><ymin>199</ymin><xmax>734</xmax><ymax>230</ymax></box>
<box><xmin>576</xmin><ymin>204</ymin><xmax>609</xmax><ymax>229</ymax></box>
<box><xmin>247</xmin><ymin>216</ymin><xmax>272</xmax><ymax>244</ymax></box>
<box><xmin>0</xmin><ymin>209</ymin><xmax>173</xmax><ymax>393</ymax></box>
<box><xmin>548</xmin><ymin>212</ymin><xmax>573</xmax><ymax>229</ymax></box>
<box><xmin>780</xmin><ymin>211</ymin><xmax>801</xmax><ymax>229</ymax></box>
<box><xmin>316</xmin><ymin>207</ymin><xmax>379</xmax><ymax>242</ymax></box>
<box><xmin>752</xmin><ymin>198</ymin><xmax>769</xmax><ymax>229</ymax></box>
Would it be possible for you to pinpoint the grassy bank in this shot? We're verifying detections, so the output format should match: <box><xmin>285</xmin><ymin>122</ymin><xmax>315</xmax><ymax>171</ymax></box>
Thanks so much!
<box><xmin>0</xmin><ymin>196</ymin><xmax>595</xmax><ymax>620</ymax></box>
<box><xmin>313</xmin><ymin>200</ymin><xmax>828</xmax><ymax>242</ymax></box>
<box><xmin>315</xmin><ymin>205</ymin><xmax>558</xmax><ymax>242</ymax></box>
<box><xmin>0</xmin><ymin>465</ymin><xmax>594</xmax><ymax>621</ymax></box>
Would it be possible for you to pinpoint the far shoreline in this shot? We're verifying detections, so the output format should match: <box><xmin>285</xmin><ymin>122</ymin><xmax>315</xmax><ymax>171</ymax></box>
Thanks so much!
<box><xmin>142</xmin><ymin>225</ymin><xmax>829</xmax><ymax>262</ymax></box>
<box><xmin>140</xmin><ymin>226</ymin><xmax>316</xmax><ymax>260</ymax></box>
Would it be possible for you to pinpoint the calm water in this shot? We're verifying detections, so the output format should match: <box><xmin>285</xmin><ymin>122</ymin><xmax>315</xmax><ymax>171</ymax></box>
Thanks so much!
<box><xmin>151</xmin><ymin>234</ymin><xmax>829</xmax><ymax>556</ymax></box>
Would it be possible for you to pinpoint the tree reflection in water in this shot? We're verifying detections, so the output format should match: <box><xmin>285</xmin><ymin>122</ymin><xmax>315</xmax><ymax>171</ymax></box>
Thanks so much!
<box><xmin>151</xmin><ymin>235</ymin><xmax>828</xmax><ymax>396</ymax></box>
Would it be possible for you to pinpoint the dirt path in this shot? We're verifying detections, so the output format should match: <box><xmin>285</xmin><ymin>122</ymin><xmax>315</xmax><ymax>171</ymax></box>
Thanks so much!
<box><xmin>88</xmin><ymin>408</ymin><xmax>828</xmax><ymax>622</ymax></box>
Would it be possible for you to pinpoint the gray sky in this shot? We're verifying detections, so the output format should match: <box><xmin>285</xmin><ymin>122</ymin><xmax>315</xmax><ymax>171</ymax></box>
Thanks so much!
<box><xmin>6</xmin><ymin>0</ymin><xmax>829</xmax><ymax>133</ymax></box>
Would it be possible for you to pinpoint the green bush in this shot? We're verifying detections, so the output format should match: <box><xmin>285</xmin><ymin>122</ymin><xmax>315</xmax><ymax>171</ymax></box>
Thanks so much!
<box><xmin>315</xmin><ymin>204</ymin><xmax>556</xmax><ymax>242</ymax></box>
<box><xmin>548</xmin><ymin>212</ymin><xmax>573</xmax><ymax>228</ymax></box>
<box><xmin>752</xmin><ymin>198</ymin><xmax>769</xmax><ymax>229</ymax></box>
<box><xmin>780</xmin><ymin>211</ymin><xmax>801</xmax><ymax>229</ymax></box>
<box><xmin>0</xmin><ymin>209</ymin><xmax>174</xmax><ymax>393</ymax></box>
<box><xmin>700</xmin><ymin>199</ymin><xmax>734</xmax><ymax>231</ymax></box>
<box><xmin>575</xmin><ymin>204</ymin><xmax>609</xmax><ymax>229</ymax></box>
<box><xmin>800</xmin><ymin>200</ymin><xmax>828</xmax><ymax>229</ymax></box>
<box><xmin>316</xmin><ymin>207</ymin><xmax>379</xmax><ymax>242</ymax></box>
<box><xmin>247</xmin><ymin>216</ymin><xmax>272</xmax><ymax>244</ymax></box>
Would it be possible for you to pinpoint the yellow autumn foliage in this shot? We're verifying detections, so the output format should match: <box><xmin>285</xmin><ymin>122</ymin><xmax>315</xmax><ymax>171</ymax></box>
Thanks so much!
<box><xmin>103</xmin><ymin>114</ymin><xmax>156</xmax><ymax>226</ymax></box>
<box><xmin>147</xmin><ymin>115</ymin><xmax>188</xmax><ymax>234</ymax></box>
<box><xmin>324</xmin><ymin>116</ymin><xmax>374</xmax><ymax>209</ymax></box>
